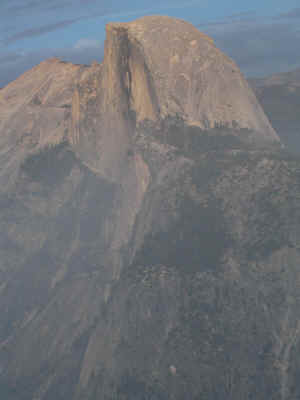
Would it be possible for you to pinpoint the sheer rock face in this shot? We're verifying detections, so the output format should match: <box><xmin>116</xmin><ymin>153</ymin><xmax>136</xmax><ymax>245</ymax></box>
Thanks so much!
<box><xmin>2</xmin><ymin>15</ymin><xmax>300</xmax><ymax>400</ymax></box>
<box><xmin>68</xmin><ymin>16</ymin><xmax>279</xmax><ymax>180</ymax></box>
<box><xmin>102</xmin><ymin>16</ymin><xmax>277</xmax><ymax>137</ymax></box>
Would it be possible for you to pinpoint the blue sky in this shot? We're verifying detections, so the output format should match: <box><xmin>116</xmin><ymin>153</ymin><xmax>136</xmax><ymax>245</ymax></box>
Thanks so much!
<box><xmin>0</xmin><ymin>0</ymin><xmax>300</xmax><ymax>86</ymax></box>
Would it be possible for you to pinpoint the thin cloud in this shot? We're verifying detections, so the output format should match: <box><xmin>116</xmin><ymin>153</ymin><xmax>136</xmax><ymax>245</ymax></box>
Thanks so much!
<box><xmin>0</xmin><ymin>52</ymin><xmax>23</xmax><ymax>63</ymax></box>
<box><xmin>2</xmin><ymin>0</ymin><xmax>81</xmax><ymax>16</ymax></box>
<box><xmin>74</xmin><ymin>38</ymin><xmax>101</xmax><ymax>49</ymax></box>
<box><xmin>202</xmin><ymin>17</ymin><xmax>300</xmax><ymax>77</ymax></box>
<box><xmin>0</xmin><ymin>1</ymin><xmax>199</xmax><ymax>48</ymax></box>
<box><xmin>278</xmin><ymin>8</ymin><xmax>300</xmax><ymax>19</ymax></box>
<box><xmin>227</xmin><ymin>11</ymin><xmax>257</xmax><ymax>19</ymax></box>
<box><xmin>45</xmin><ymin>2</ymin><xmax>73</xmax><ymax>12</ymax></box>
<box><xmin>1</xmin><ymin>18</ymin><xmax>81</xmax><ymax>46</ymax></box>
<box><xmin>3</xmin><ymin>0</ymin><xmax>51</xmax><ymax>17</ymax></box>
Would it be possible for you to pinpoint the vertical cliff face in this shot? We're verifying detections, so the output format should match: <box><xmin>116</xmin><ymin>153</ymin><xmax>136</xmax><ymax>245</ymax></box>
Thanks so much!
<box><xmin>67</xmin><ymin>15</ymin><xmax>279</xmax><ymax>182</ymax></box>
<box><xmin>99</xmin><ymin>16</ymin><xmax>278</xmax><ymax>142</ymax></box>
<box><xmin>1</xmin><ymin>15</ymin><xmax>299</xmax><ymax>400</ymax></box>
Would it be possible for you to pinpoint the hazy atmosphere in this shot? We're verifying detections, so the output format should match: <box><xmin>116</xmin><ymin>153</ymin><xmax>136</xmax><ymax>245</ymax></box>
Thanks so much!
<box><xmin>1</xmin><ymin>0</ymin><xmax>300</xmax><ymax>86</ymax></box>
<box><xmin>1</xmin><ymin>2</ymin><xmax>300</xmax><ymax>400</ymax></box>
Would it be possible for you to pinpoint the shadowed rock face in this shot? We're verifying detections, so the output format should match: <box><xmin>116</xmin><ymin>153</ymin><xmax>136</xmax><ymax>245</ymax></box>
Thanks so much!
<box><xmin>1</xmin><ymin>15</ymin><xmax>300</xmax><ymax>400</ymax></box>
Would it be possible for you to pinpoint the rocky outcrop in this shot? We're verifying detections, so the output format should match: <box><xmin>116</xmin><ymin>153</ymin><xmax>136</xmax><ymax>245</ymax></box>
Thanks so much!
<box><xmin>102</xmin><ymin>16</ymin><xmax>279</xmax><ymax>134</ymax></box>
<box><xmin>1</xmin><ymin>15</ymin><xmax>299</xmax><ymax>400</ymax></box>
<box><xmin>0</xmin><ymin>58</ymin><xmax>84</xmax><ymax>191</ymax></box>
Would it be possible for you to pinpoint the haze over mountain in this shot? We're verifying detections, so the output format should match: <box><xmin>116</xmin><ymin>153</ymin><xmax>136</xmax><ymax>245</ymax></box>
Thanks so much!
<box><xmin>250</xmin><ymin>68</ymin><xmax>300</xmax><ymax>152</ymax></box>
<box><xmin>1</xmin><ymin>15</ymin><xmax>300</xmax><ymax>400</ymax></box>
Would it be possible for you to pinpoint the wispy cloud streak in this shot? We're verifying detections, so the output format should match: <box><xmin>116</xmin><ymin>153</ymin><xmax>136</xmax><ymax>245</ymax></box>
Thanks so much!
<box><xmin>1</xmin><ymin>19</ymin><xmax>81</xmax><ymax>45</ymax></box>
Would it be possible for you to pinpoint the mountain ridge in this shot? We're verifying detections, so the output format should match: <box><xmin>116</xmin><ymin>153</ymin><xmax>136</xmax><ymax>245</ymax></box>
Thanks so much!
<box><xmin>0</xmin><ymin>16</ymin><xmax>279</xmax><ymax>184</ymax></box>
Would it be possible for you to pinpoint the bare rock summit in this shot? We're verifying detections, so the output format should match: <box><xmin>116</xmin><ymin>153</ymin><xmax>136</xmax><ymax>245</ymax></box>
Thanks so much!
<box><xmin>103</xmin><ymin>16</ymin><xmax>278</xmax><ymax>137</ymax></box>
<box><xmin>67</xmin><ymin>15</ymin><xmax>280</xmax><ymax>180</ymax></box>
